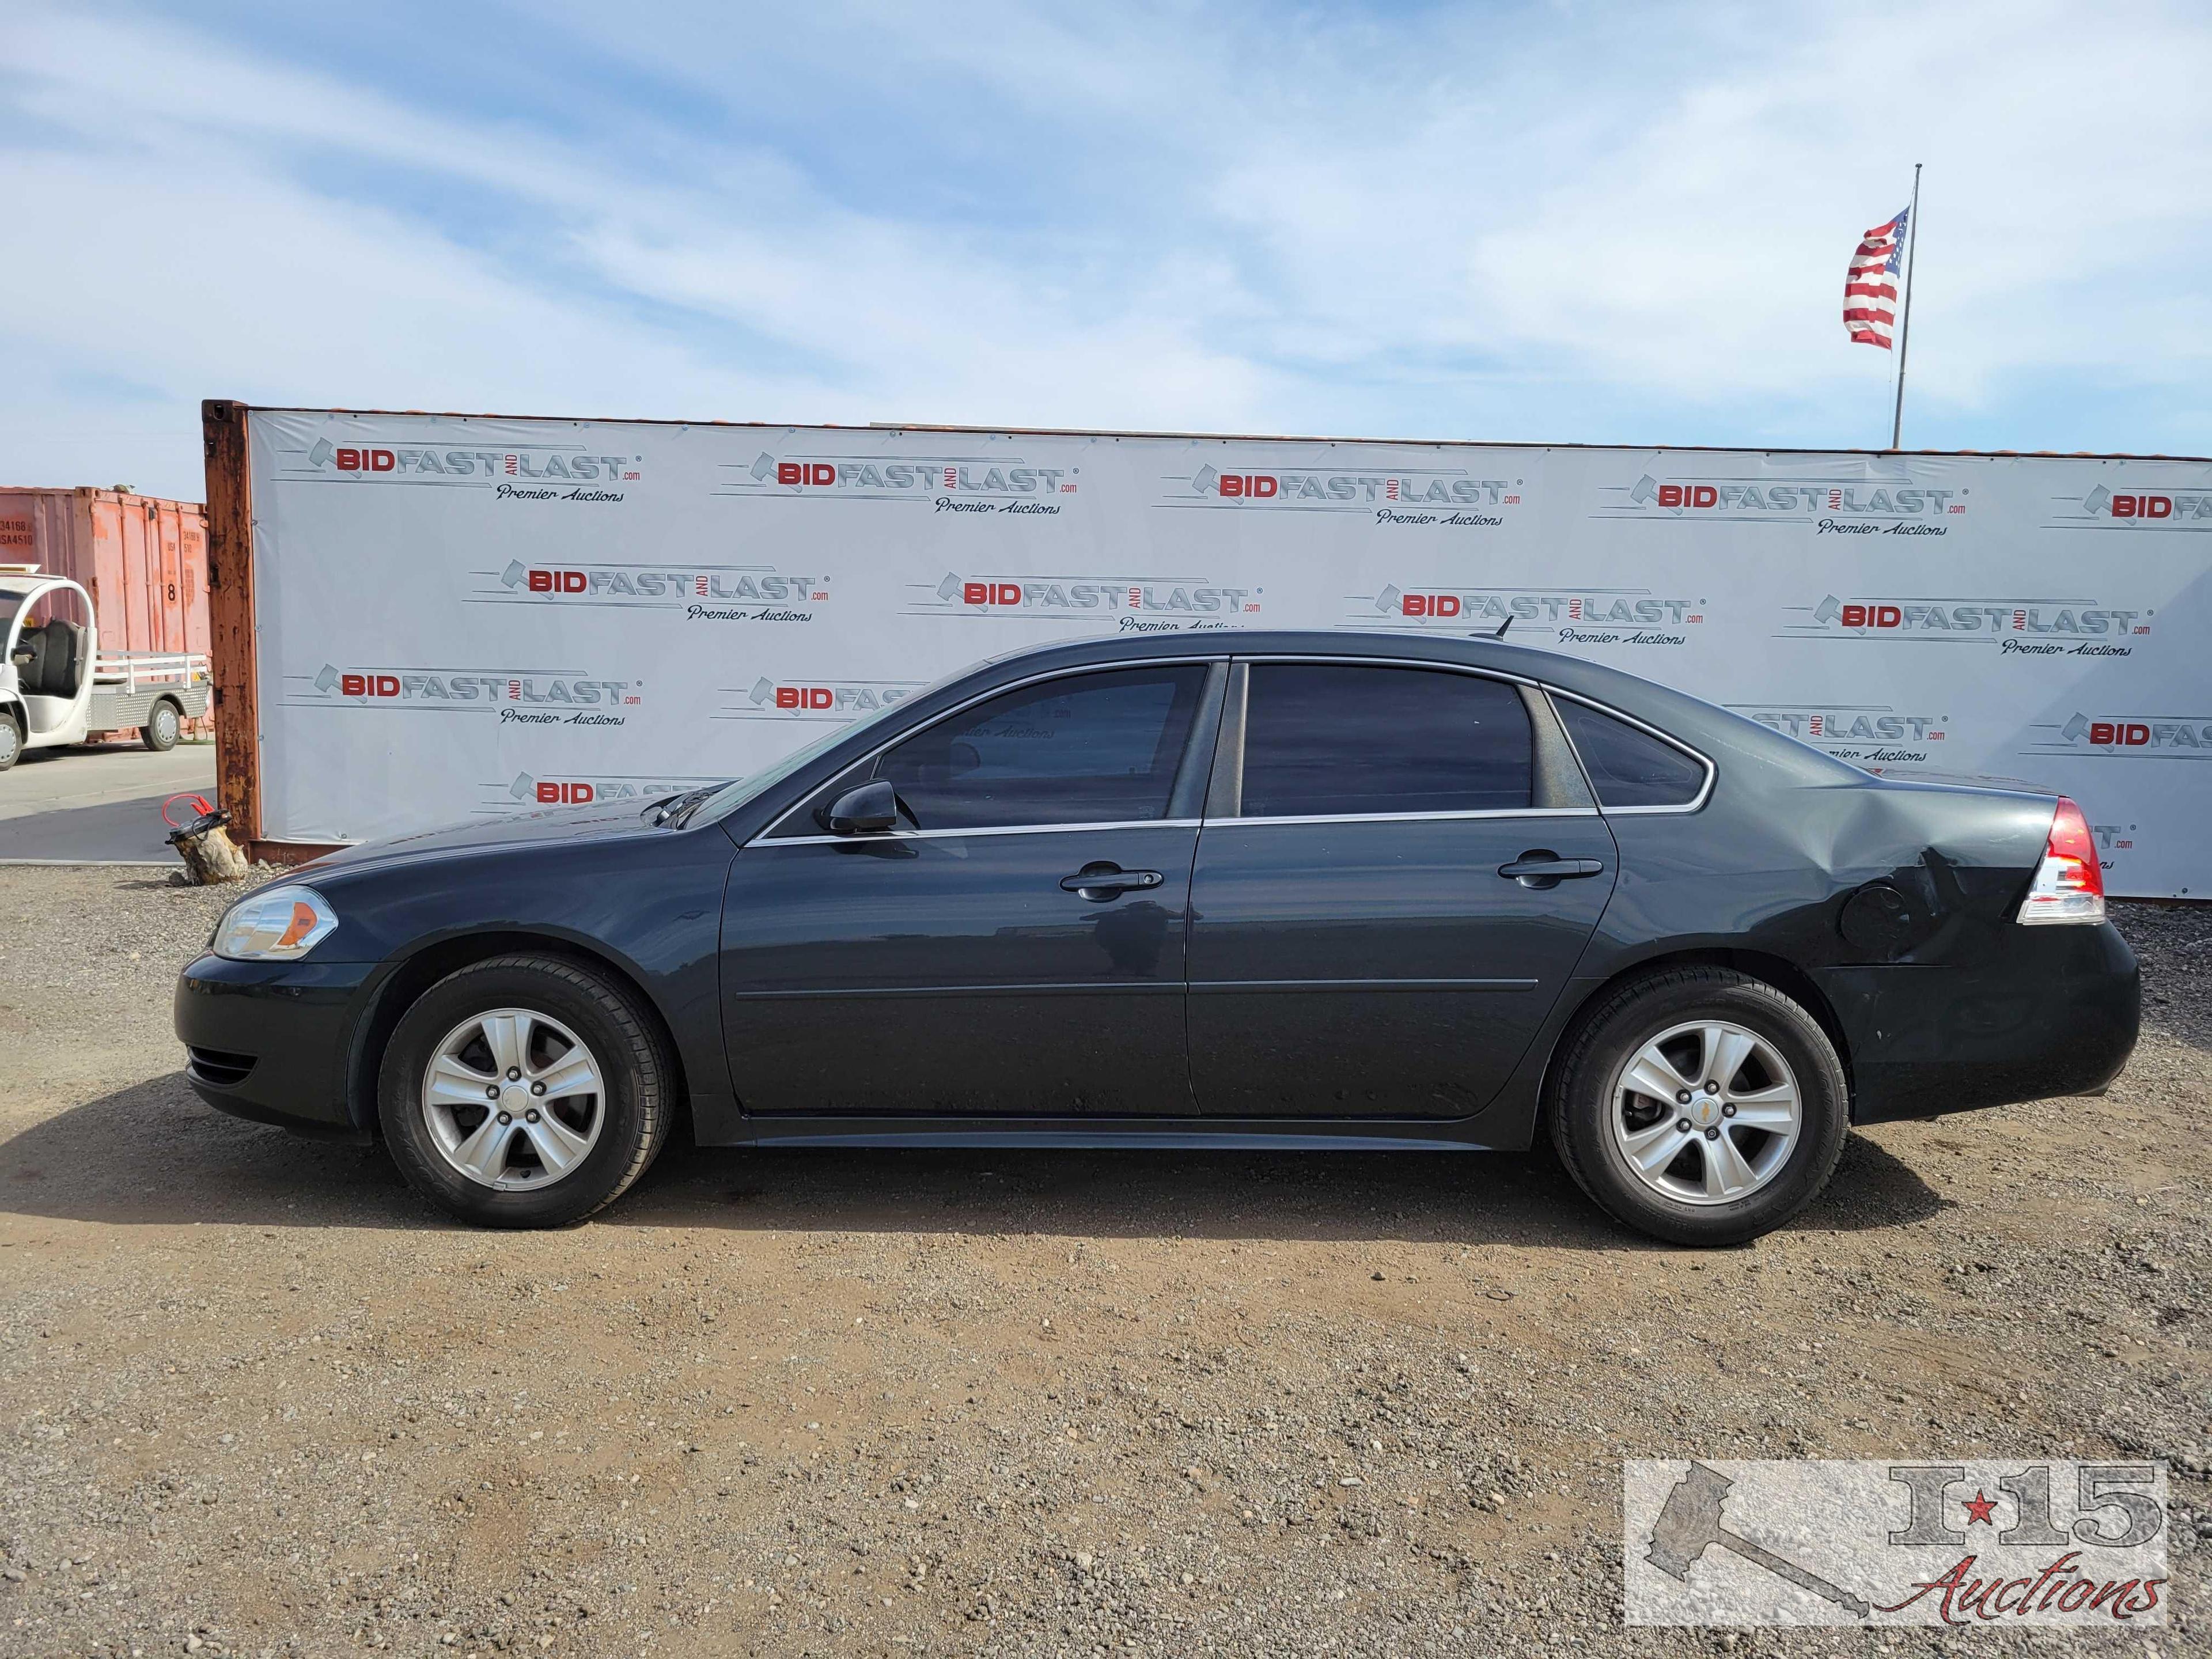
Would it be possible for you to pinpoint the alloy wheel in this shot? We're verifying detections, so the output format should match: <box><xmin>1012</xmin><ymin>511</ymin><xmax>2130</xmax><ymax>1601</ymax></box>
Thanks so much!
<box><xmin>419</xmin><ymin>1007</ymin><xmax>605</xmax><ymax>1190</ymax></box>
<box><xmin>1608</xmin><ymin>1019</ymin><xmax>1801</xmax><ymax>1206</ymax></box>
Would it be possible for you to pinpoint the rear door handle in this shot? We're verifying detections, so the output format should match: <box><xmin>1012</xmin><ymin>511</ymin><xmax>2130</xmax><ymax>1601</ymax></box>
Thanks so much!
<box><xmin>1060</xmin><ymin>864</ymin><xmax>1164</xmax><ymax>899</ymax></box>
<box><xmin>1498</xmin><ymin>851</ymin><xmax>1606</xmax><ymax>889</ymax></box>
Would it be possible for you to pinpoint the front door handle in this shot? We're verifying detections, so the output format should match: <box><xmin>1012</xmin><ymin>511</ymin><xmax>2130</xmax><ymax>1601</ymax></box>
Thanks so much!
<box><xmin>1498</xmin><ymin>851</ymin><xmax>1606</xmax><ymax>889</ymax></box>
<box><xmin>1060</xmin><ymin>863</ymin><xmax>1164</xmax><ymax>899</ymax></box>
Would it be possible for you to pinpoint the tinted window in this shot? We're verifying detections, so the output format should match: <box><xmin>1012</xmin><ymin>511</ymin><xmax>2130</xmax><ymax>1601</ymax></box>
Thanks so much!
<box><xmin>1556</xmin><ymin>699</ymin><xmax>1707</xmax><ymax>808</ymax></box>
<box><xmin>877</xmin><ymin>665</ymin><xmax>1207</xmax><ymax>830</ymax></box>
<box><xmin>1239</xmin><ymin>665</ymin><xmax>1532</xmax><ymax>817</ymax></box>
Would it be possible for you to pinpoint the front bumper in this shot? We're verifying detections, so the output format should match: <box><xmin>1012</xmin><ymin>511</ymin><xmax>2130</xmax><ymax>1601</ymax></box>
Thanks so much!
<box><xmin>173</xmin><ymin>955</ymin><xmax>377</xmax><ymax>1138</ymax></box>
<box><xmin>1821</xmin><ymin>921</ymin><xmax>2140</xmax><ymax>1124</ymax></box>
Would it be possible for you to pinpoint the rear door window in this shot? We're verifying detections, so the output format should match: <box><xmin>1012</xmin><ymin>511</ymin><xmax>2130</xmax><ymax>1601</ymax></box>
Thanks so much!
<box><xmin>1237</xmin><ymin>664</ymin><xmax>1533</xmax><ymax>818</ymax></box>
<box><xmin>876</xmin><ymin>665</ymin><xmax>1209</xmax><ymax>830</ymax></box>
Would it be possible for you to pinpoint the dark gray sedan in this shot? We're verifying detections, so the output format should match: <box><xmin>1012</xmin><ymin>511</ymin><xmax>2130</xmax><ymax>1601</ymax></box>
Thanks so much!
<box><xmin>176</xmin><ymin>631</ymin><xmax>2137</xmax><ymax>1244</ymax></box>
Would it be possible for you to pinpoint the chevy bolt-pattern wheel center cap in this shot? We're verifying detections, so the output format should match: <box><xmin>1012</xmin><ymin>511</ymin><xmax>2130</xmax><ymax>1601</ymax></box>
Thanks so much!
<box><xmin>1610</xmin><ymin>1020</ymin><xmax>1801</xmax><ymax>1207</ymax></box>
<box><xmin>420</xmin><ymin>1008</ymin><xmax>604</xmax><ymax>1191</ymax></box>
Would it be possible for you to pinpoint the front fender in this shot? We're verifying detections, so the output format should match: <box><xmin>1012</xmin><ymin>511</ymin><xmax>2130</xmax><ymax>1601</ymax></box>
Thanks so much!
<box><xmin>306</xmin><ymin>826</ymin><xmax>737</xmax><ymax>1127</ymax></box>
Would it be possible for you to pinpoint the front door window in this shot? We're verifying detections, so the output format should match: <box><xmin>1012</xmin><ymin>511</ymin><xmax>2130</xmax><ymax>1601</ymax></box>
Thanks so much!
<box><xmin>876</xmin><ymin>665</ymin><xmax>1209</xmax><ymax>830</ymax></box>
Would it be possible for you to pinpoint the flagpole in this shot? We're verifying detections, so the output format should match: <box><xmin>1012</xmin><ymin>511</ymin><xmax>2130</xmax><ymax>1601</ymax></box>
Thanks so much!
<box><xmin>1889</xmin><ymin>162</ymin><xmax>1922</xmax><ymax>450</ymax></box>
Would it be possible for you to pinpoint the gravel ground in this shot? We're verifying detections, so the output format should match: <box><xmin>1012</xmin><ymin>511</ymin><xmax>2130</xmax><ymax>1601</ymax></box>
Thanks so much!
<box><xmin>1</xmin><ymin>866</ymin><xmax>2205</xmax><ymax>1658</ymax></box>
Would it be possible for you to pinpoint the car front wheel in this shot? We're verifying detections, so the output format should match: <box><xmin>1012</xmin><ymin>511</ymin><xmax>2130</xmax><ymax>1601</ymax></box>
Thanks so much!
<box><xmin>1547</xmin><ymin>967</ymin><xmax>1847</xmax><ymax>1247</ymax></box>
<box><xmin>379</xmin><ymin>955</ymin><xmax>676</xmax><ymax>1227</ymax></box>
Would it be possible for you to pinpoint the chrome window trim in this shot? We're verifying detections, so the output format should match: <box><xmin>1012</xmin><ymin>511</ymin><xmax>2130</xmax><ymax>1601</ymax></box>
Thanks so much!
<box><xmin>1543</xmin><ymin>687</ymin><xmax>1717</xmax><ymax>815</ymax></box>
<box><xmin>746</xmin><ymin>649</ymin><xmax>1713</xmax><ymax>842</ymax></box>
<box><xmin>748</xmin><ymin>817</ymin><xmax>1205</xmax><ymax>850</ymax></box>
<box><xmin>1203</xmin><ymin>806</ymin><xmax>1600</xmax><ymax>828</ymax></box>
<box><xmin>752</xmin><ymin>656</ymin><xmax>1228</xmax><ymax>843</ymax></box>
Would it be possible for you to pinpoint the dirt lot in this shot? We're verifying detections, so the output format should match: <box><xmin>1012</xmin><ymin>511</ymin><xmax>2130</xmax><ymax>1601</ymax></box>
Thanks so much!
<box><xmin>1</xmin><ymin>866</ymin><xmax>2206</xmax><ymax>1658</ymax></box>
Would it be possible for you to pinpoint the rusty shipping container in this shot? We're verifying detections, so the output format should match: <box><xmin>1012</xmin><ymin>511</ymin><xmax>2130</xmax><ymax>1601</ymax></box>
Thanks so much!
<box><xmin>0</xmin><ymin>486</ymin><xmax>210</xmax><ymax>657</ymax></box>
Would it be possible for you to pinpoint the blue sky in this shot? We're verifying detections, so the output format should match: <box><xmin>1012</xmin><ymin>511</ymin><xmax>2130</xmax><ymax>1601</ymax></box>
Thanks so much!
<box><xmin>4</xmin><ymin>1</ymin><xmax>2209</xmax><ymax>501</ymax></box>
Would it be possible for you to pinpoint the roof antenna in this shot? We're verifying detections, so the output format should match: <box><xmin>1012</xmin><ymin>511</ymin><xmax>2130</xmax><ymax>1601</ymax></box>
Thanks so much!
<box><xmin>1492</xmin><ymin>616</ymin><xmax>1513</xmax><ymax>640</ymax></box>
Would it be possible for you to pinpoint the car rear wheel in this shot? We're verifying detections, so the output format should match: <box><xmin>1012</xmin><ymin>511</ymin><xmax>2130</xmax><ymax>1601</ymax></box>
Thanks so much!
<box><xmin>0</xmin><ymin>712</ymin><xmax>20</xmax><ymax>771</ymax></box>
<box><xmin>379</xmin><ymin>955</ymin><xmax>676</xmax><ymax>1227</ymax></box>
<box><xmin>141</xmin><ymin>699</ymin><xmax>181</xmax><ymax>751</ymax></box>
<box><xmin>1547</xmin><ymin>967</ymin><xmax>1847</xmax><ymax>1247</ymax></box>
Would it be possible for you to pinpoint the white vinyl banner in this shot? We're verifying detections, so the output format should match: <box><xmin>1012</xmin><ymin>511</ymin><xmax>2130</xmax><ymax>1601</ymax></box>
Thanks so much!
<box><xmin>245</xmin><ymin>411</ymin><xmax>2212</xmax><ymax>897</ymax></box>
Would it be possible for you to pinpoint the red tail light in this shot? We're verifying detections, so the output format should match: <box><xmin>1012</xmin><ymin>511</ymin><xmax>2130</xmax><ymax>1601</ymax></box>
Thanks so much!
<box><xmin>2016</xmin><ymin>796</ymin><xmax>2105</xmax><ymax>925</ymax></box>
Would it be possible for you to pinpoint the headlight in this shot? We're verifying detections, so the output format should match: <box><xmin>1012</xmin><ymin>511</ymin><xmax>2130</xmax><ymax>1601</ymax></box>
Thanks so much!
<box><xmin>213</xmin><ymin>885</ymin><xmax>339</xmax><ymax>961</ymax></box>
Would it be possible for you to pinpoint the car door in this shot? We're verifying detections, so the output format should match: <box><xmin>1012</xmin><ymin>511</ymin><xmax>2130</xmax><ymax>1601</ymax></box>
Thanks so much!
<box><xmin>1187</xmin><ymin>659</ymin><xmax>1619</xmax><ymax>1119</ymax></box>
<box><xmin>719</xmin><ymin>661</ymin><xmax>1222</xmax><ymax>1117</ymax></box>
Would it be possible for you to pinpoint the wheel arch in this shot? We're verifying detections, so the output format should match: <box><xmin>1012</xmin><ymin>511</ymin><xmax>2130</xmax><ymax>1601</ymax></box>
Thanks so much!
<box><xmin>1538</xmin><ymin>946</ymin><xmax>1854</xmax><ymax>1119</ymax></box>
<box><xmin>344</xmin><ymin>930</ymin><xmax>692</xmax><ymax>1138</ymax></box>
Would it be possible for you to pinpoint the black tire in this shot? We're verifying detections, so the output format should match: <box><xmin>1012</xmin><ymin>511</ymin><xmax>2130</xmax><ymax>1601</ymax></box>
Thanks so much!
<box><xmin>1547</xmin><ymin>967</ymin><xmax>1848</xmax><ymax>1247</ymax></box>
<box><xmin>378</xmin><ymin>955</ymin><xmax>676</xmax><ymax>1228</ymax></box>
<box><xmin>0</xmin><ymin>711</ymin><xmax>19</xmax><ymax>771</ymax></box>
<box><xmin>141</xmin><ymin>699</ymin><xmax>181</xmax><ymax>751</ymax></box>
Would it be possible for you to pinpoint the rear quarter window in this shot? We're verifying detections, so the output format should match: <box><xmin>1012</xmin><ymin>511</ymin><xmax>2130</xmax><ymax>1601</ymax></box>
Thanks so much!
<box><xmin>1556</xmin><ymin>698</ymin><xmax>1708</xmax><ymax>808</ymax></box>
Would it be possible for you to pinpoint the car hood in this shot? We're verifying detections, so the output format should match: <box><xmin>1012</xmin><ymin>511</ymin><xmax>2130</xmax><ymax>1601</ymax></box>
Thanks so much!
<box><xmin>293</xmin><ymin>800</ymin><xmax>681</xmax><ymax>878</ymax></box>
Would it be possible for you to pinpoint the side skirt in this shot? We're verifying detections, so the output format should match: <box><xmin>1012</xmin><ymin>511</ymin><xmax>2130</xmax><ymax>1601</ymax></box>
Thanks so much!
<box><xmin>722</xmin><ymin>1116</ymin><xmax>1502</xmax><ymax>1152</ymax></box>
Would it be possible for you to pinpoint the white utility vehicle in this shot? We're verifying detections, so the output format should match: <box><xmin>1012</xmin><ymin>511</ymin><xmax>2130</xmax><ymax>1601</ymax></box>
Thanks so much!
<box><xmin>0</xmin><ymin>565</ymin><xmax>211</xmax><ymax>770</ymax></box>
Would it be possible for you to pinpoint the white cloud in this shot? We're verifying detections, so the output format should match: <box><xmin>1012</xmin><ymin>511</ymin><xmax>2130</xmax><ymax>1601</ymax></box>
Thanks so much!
<box><xmin>0</xmin><ymin>0</ymin><xmax>2206</xmax><ymax>501</ymax></box>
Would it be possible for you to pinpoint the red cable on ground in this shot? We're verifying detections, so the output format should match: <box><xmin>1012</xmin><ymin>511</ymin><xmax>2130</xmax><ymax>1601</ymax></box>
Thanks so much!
<box><xmin>161</xmin><ymin>793</ymin><xmax>217</xmax><ymax>830</ymax></box>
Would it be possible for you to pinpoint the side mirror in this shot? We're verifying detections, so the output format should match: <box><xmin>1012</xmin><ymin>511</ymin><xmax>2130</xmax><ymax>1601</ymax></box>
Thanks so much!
<box><xmin>820</xmin><ymin>779</ymin><xmax>901</xmax><ymax>835</ymax></box>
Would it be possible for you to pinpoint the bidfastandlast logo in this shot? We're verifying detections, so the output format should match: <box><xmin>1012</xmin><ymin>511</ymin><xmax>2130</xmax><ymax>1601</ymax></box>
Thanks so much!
<box><xmin>1363</xmin><ymin>584</ymin><xmax>1704</xmax><ymax>646</ymax></box>
<box><xmin>1782</xmin><ymin>594</ymin><xmax>2150</xmax><ymax>658</ymax></box>
<box><xmin>494</xmin><ymin>771</ymin><xmax>719</xmax><ymax>810</ymax></box>
<box><xmin>290</xmin><ymin>435</ymin><xmax>641</xmax><ymax>503</ymax></box>
<box><xmin>1730</xmin><ymin>703</ymin><xmax>1949</xmax><ymax>765</ymax></box>
<box><xmin>1597</xmin><ymin>472</ymin><xmax>1966</xmax><ymax>535</ymax></box>
<box><xmin>484</xmin><ymin>560</ymin><xmax>828</xmax><ymax>623</ymax></box>
<box><xmin>911</xmin><ymin>570</ymin><xmax>1260</xmax><ymax>633</ymax></box>
<box><xmin>2025</xmin><ymin>712</ymin><xmax>2212</xmax><ymax>757</ymax></box>
<box><xmin>2052</xmin><ymin>483</ymin><xmax>2212</xmax><ymax>529</ymax></box>
<box><xmin>1167</xmin><ymin>463</ymin><xmax>1522</xmax><ymax>528</ymax></box>
<box><xmin>718</xmin><ymin>449</ymin><xmax>1074</xmax><ymax>515</ymax></box>
<box><xmin>296</xmin><ymin>663</ymin><xmax>641</xmax><ymax>728</ymax></box>
<box><xmin>731</xmin><ymin>676</ymin><xmax>926</xmax><ymax>721</ymax></box>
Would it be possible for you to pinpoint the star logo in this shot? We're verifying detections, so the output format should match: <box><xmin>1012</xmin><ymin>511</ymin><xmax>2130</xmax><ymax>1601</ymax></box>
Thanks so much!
<box><xmin>1961</xmin><ymin>1490</ymin><xmax>1999</xmax><ymax>1526</ymax></box>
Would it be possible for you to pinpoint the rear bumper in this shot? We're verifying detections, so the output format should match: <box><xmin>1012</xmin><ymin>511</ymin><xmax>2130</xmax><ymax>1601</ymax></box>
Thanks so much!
<box><xmin>173</xmin><ymin>955</ymin><xmax>375</xmax><ymax>1139</ymax></box>
<box><xmin>1821</xmin><ymin>922</ymin><xmax>2139</xmax><ymax>1124</ymax></box>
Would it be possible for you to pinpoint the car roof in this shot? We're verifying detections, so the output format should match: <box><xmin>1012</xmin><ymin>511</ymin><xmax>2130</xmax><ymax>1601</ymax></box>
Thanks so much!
<box><xmin>963</xmin><ymin>627</ymin><xmax>1676</xmax><ymax>710</ymax></box>
<box><xmin>973</xmin><ymin>626</ymin><xmax>1569</xmax><ymax>670</ymax></box>
<box><xmin>0</xmin><ymin>573</ymin><xmax>73</xmax><ymax>600</ymax></box>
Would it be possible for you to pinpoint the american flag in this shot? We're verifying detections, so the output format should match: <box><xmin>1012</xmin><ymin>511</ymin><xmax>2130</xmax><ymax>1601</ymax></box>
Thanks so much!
<box><xmin>1843</xmin><ymin>207</ymin><xmax>1909</xmax><ymax>349</ymax></box>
